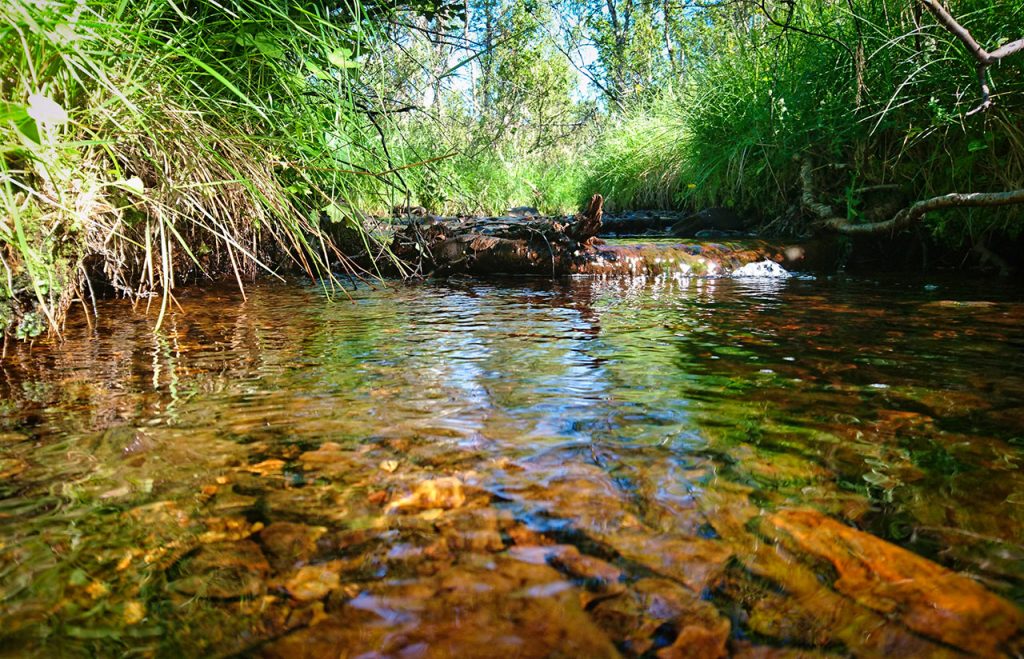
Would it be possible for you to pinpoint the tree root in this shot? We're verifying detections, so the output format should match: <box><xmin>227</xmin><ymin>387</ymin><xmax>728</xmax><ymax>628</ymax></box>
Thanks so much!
<box><xmin>798</xmin><ymin>156</ymin><xmax>1024</xmax><ymax>237</ymax></box>
<box><xmin>820</xmin><ymin>189</ymin><xmax>1024</xmax><ymax>235</ymax></box>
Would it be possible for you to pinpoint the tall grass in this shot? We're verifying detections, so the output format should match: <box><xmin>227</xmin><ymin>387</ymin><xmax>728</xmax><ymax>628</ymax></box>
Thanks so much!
<box><xmin>583</xmin><ymin>0</ymin><xmax>1024</xmax><ymax>240</ymax></box>
<box><xmin>0</xmin><ymin>0</ymin><xmax>407</xmax><ymax>339</ymax></box>
<box><xmin>397</xmin><ymin>141</ymin><xmax>591</xmax><ymax>216</ymax></box>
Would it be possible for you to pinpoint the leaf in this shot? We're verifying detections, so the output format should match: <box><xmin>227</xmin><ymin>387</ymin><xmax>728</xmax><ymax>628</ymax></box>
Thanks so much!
<box><xmin>26</xmin><ymin>94</ymin><xmax>69</xmax><ymax>125</ymax></box>
<box><xmin>15</xmin><ymin>115</ymin><xmax>40</xmax><ymax>144</ymax></box>
<box><xmin>324</xmin><ymin>203</ymin><xmax>347</xmax><ymax>224</ymax></box>
<box><xmin>324</xmin><ymin>203</ymin><xmax>360</xmax><ymax>228</ymax></box>
<box><xmin>113</xmin><ymin>176</ymin><xmax>145</xmax><ymax>195</ymax></box>
<box><xmin>328</xmin><ymin>48</ymin><xmax>360</xmax><ymax>69</ymax></box>
<box><xmin>0</xmin><ymin>101</ymin><xmax>28</xmax><ymax>123</ymax></box>
<box><xmin>862</xmin><ymin>470</ymin><xmax>894</xmax><ymax>487</ymax></box>
<box><xmin>253</xmin><ymin>33</ymin><xmax>284</xmax><ymax>59</ymax></box>
<box><xmin>967</xmin><ymin>139</ymin><xmax>988</xmax><ymax>152</ymax></box>
<box><xmin>285</xmin><ymin>182</ymin><xmax>311</xmax><ymax>196</ymax></box>
<box><xmin>66</xmin><ymin>626</ymin><xmax>121</xmax><ymax>639</ymax></box>
<box><xmin>303</xmin><ymin>59</ymin><xmax>331</xmax><ymax>81</ymax></box>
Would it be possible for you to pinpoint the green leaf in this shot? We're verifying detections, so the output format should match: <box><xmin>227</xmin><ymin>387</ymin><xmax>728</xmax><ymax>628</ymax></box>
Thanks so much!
<box><xmin>967</xmin><ymin>139</ymin><xmax>988</xmax><ymax>152</ymax></box>
<box><xmin>303</xmin><ymin>59</ymin><xmax>331</xmax><ymax>81</ymax></box>
<box><xmin>0</xmin><ymin>101</ymin><xmax>28</xmax><ymax>123</ymax></box>
<box><xmin>68</xmin><ymin>569</ymin><xmax>89</xmax><ymax>586</ymax></box>
<box><xmin>253</xmin><ymin>34</ymin><xmax>284</xmax><ymax>59</ymax></box>
<box><xmin>66</xmin><ymin>626</ymin><xmax>121</xmax><ymax>640</ymax></box>
<box><xmin>15</xmin><ymin>116</ymin><xmax>40</xmax><ymax>145</ymax></box>
<box><xmin>323</xmin><ymin>203</ymin><xmax>348</xmax><ymax>225</ymax></box>
<box><xmin>328</xmin><ymin>48</ymin><xmax>360</xmax><ymax>69</ymax></box>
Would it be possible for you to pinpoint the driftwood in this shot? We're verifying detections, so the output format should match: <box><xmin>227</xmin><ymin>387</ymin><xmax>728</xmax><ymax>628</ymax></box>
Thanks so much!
<box><xmin>390</xmin><ymin>194</ymin><xmax>604</xmax><ymax>277</ymax></box>
<box><xmin>390</xmin><ymin>194</ymin><xmax>800</xmax><ymax>278</ymax></box>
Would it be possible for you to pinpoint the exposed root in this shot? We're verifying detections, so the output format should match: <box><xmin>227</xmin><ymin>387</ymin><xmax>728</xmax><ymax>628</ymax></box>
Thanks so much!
<box><xmin>821</xmin><ymin>188</ymin><xmax>1024</xmax><ymax>235</ymax></box>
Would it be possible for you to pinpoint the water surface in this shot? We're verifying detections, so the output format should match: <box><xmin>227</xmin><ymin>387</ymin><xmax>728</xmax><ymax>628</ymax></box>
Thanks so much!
<box><xmin>2</xmin><ymin>275</ymin><xmax>1023</xmax><ymax>656</ymax></box>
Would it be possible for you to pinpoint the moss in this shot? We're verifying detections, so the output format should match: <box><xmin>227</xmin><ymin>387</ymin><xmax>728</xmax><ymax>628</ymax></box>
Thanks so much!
<box><xmin>14</xmin><ymin>312</ymin><xmax>44</xmax><ymax>340</ymax></box>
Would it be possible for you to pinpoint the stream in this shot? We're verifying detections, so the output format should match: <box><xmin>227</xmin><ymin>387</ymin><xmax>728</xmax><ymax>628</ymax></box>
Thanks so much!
<box><xmin>1</xmin><ymin>274</ymin><xmax>1023</xmax><ymax>656</ymax></box>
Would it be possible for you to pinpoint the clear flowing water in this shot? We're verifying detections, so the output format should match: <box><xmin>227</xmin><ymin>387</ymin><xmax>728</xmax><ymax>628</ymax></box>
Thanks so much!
<box><xmin>1</xmin><ymin>275</ymin><xmax>1023</xmax><ymax>657</ymax></box>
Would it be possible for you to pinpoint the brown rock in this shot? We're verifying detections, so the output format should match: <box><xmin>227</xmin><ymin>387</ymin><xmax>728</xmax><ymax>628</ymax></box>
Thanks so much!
<box><xmin>169</xmin><ymin>540</ymin><xmax>270</xmax><ymax>599</ymax></box>
<box><xmin>546</xmin><ymin>545</ymin><xmax>623</xmax><ymax>590</ymax></box>
<box><xmin>260</xmin><ymin>521</ymin><xmax>327</xmax><ymax>572</ymax></box>
<box><xmin>729</xmin><ymin>640</ymin><xmax>834</xmax><ymax>658</ymax></box>
<box><xmin>298</xmin><ymin>442</ymin><xmax>359</xmax><ymax>478</ymax></box>
<box><xmin>608</xmin><ymin>531</ymin><xmax>732</xmax><ymax>593</ymax></box>
<box><xmin>244</xmin><ymin>458</ymin><xmax>286</xmax><ymax>476</ymax></box>
<box><xmin>386</xmin><ymin>476</ymin><xmax>466</xmax><ymax>514</ymax></box>
<box><xmin>766</xmin><ymin>508</ymin><xmax>1023</xmax><ymax>655</ymax></box>
<box><xmin>734</xmin><ymin>541</ymin><xmax>959</xmax><ymax>656</ymax></box>
<box><xmin>655</xmin><ymin>617</ymin><xmax>730</xmax><ymax>659</ymax></box>
<box><xmin>258</xmin><ymin>556</ymin><xmax>619</xmax><ymax>658</ymax></box>
<box><xmin>589</xmin><ymin>577</ymin><xmax>728</xmax><ymax>656</ymax></box>
<box><xmin>436</xmin><ymin>508</ymin><xmax>510</xmax><ymax>553</ymax></box>
<box><xmin>284</xmin><ymin>564</ymin><xmax>341</xmax><ymax>602</ymax></box>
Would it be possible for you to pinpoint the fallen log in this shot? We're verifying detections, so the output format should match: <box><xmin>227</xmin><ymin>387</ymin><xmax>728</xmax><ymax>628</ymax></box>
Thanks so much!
<box><xmin>389</xmin><ymin>195</ymin><xmax>804</xmax><ymax>278</ymax></box>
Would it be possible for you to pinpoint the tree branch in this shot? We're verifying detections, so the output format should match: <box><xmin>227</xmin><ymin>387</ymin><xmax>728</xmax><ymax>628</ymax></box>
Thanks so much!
<box><xmin>918</xmin><ymin>0</ymin><xmax>1024</xmax><ymax>113</ymax></box>
<box><xmin>754</xmin><ymin>0</ymin><xmax>855</xmax><ymax>59</ymax></box>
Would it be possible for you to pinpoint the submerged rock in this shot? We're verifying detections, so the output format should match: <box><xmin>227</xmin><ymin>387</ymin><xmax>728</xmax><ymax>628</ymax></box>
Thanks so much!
<box><xmin>590</xmin><ymin>577</ymin><xmax>730</xmax><ymax>657</ymax></box>
<box><xmin>260</xmin><ymin>522</ymin><xmax>328</xmax><ymax>572</ymax></box>
<box><xmin>284</xmin><ymin>564</ymin><xmax>342</xmax><ymax>602</ymax></box>
<box><xmin>169</xmin><ymin>540</ymin><xmax>270</xmax><ymax>599</ymax></box>
<box><xmin>607</xmin><ymin>532</ymin><xmax>733</xmax><ymax>593</ymax></box>
<box><xmin>765</xmin><ymin>508</ymin><xmax>1023</xmax><ymax>655</ymax></box>
<box><xmin>385</xmin><ymin>476</ymin><xmax>466</xmax><ymax>514</ymax></box>
<box><xmin>257</xmin><ymin>556</ymin><xmax>620</xmax><ymax>658</ymax></box>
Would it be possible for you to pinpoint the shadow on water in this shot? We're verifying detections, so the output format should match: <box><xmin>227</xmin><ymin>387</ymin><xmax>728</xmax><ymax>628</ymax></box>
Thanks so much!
<box><xmin>1</xmin><ymin>275</ymin><xmax>1023</xmax><ymax>656</ymax></box>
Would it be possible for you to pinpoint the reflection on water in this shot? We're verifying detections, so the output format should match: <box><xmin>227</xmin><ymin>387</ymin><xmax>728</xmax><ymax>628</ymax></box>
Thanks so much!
<box><xmin>2</xmin><ymin>275</ymin><xmax>1023</xmax><ymax>656</ymax></box>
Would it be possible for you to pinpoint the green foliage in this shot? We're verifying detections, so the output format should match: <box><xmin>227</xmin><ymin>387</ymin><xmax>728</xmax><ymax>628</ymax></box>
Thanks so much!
<box><xmin>360</xmin><ymin>0</ymin><xmax>596</xmax><ymax>215</ymax></box>
<box><xmin>581</xmin><ymin>0</ymin><xmax>1024</xmax><ymax>240</ymax></box>
<box><xmin>0</xmin><ymin>0</ymin><xmax>451</xmax><ymax>335</ymax></box>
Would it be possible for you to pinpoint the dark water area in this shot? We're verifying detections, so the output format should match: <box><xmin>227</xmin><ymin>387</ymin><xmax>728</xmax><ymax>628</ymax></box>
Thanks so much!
<box><xmin>1</xmin><ymin>274</ymin><xmax>1023</xmax><ymax>657</ymax></box>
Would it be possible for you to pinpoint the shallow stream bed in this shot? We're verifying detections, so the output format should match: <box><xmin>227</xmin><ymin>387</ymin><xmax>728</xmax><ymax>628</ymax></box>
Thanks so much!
<box><xmin>1</xmin><ymin>275</ymin><xmax>1023</xmax><ymax>657</ymax></box>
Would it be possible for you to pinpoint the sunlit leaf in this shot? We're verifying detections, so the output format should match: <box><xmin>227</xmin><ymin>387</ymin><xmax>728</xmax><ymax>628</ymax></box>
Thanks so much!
<box><xmin>112</xmin><ymin>176</ymin><xmax>145</xmax><ymax>195</ymax></box>
<box><xmin>26</xmin><ymin>94</ymin><xmax>69</xmax><ymax>125</ymax></box>
<box><xmin>328</xmin><ymin>48</ymin><xmax>360</xmax><ymax>69</ymax></box>
<box><xmin>0</xmin><ymin>101</ymin><xmax>28</xmax><ymax>123</ymax></box>
<box><xmin>254</xmin><ymin>34</ymin><xmax>284</xmax><ymax>59</ymax></box>
<box><xmin>303</xmin><ymin>59</ymin><xmax>331</xmax><ymax>81</ymax></box>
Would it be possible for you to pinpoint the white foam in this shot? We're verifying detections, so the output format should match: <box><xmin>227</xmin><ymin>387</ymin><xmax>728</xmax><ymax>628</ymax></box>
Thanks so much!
<box><xmin>731</xmin><ymin>260</ymin><xmax>791</xmax><ymax>279</ymax></box>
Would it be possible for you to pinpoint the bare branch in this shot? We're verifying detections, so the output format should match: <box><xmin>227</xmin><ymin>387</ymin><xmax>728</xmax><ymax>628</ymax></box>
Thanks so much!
<box><xmin>918</xmin><ymin>0</ymin><xmax>1024</xmax><ymax>113</ymax></box>
<box><xmin>754</xmin><ymin>0</ymin><xmax>855</xmax><ymax>58</ymax></box>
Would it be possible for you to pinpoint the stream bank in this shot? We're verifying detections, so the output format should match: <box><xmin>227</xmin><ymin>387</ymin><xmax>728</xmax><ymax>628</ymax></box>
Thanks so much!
<box><xmin>4</xmin><ymin>198</ymin><xmax>1018</xmax><ymax>345</ymax></box>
